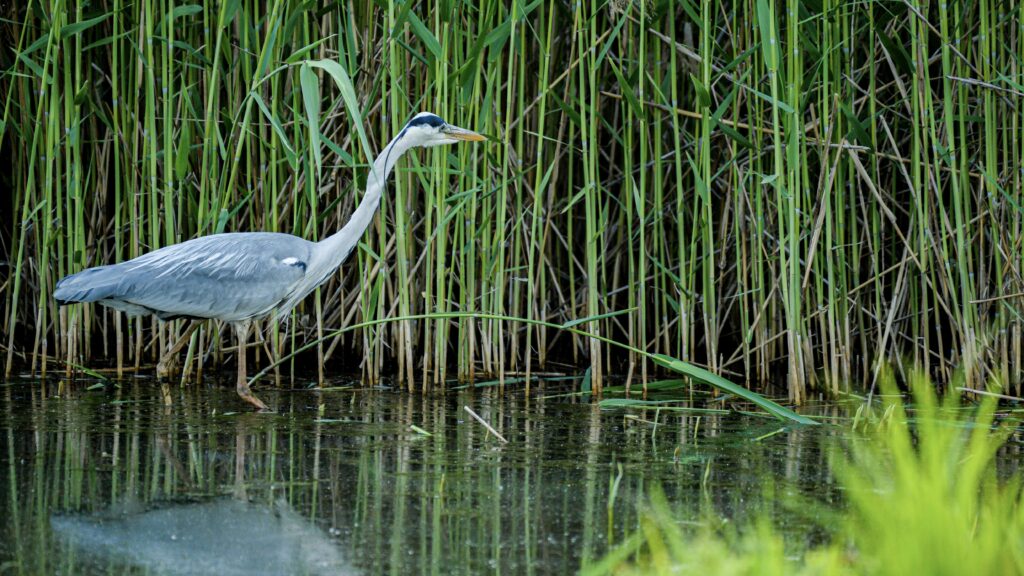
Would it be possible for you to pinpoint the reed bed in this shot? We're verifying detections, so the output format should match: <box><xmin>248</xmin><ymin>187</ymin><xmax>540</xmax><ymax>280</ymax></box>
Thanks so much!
<box><xmin>1</xmin><ymin>0</ymin><xmax>1022</xmax><ymax>399</ymax></box>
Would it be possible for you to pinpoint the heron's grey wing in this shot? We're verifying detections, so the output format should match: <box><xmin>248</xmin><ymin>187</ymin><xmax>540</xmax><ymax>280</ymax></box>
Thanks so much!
<box><xmin>120</xmin><ymin>233</ymin><xmax>315</xmax><ymax>320</ymax></box>
<box><xmin>59</xmin><ymin>233</ymin><xmax>315</xmax><ymax>321</ymax></box>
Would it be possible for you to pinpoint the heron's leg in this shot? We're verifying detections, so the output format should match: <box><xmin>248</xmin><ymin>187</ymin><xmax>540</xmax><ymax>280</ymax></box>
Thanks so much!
<box><xmin>156</xmin><ymin>320</ymin><xmax>201</xmax><ymax>379</ymax></box>
<box><xmin>233</xmin><ymin>321</ymin><xmax>268</xmax><ymax>411</ymax></box>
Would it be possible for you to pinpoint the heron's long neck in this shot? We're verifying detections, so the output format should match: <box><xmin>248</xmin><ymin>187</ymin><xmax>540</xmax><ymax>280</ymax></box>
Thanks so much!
<box><xmin>316</xmin><ymin>137</ymin><xmax>407</xmax><ymax>264</ymax></box>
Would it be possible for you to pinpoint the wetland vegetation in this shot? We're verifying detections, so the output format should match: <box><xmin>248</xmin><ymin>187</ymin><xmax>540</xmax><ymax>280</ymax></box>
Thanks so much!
<box><xmin>3</xmin><ymin>0</ymin><xmax>1024</xmax><ymax>573</ymax></box>
<box><xmin>3</xmin><ymin>0</ymin><xmax>1024</xmax><ymax>399</ymax></box>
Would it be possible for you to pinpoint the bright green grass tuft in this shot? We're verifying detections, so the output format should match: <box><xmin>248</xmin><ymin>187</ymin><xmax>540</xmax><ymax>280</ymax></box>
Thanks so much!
<box><xmin>591</xmin><ymin>373</ymin><xmax>1024</xmax><ymax>574</ymax></box>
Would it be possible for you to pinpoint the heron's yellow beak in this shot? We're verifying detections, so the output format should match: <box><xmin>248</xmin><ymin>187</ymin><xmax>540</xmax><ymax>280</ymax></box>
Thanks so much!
<box><xmin>444</xmin><ymin>125</ymin><xmax>487</xmax><ymax>142</ymax></box>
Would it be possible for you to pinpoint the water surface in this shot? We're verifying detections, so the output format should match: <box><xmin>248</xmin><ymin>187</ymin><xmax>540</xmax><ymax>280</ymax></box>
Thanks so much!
<box><xmin>0</xmin><ymin>378</ymin><xmax>843</xmax><ymax>574</ymax></box>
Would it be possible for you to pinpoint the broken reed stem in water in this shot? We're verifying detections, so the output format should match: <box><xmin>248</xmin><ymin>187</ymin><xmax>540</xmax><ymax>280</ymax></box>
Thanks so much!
<box><xmin>463</xmin><ymin>405</ymin><xmax>509</xmax><ymax>444</ymax></box>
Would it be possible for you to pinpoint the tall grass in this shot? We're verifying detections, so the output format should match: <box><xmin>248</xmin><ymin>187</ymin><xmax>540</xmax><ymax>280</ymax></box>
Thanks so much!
<box><xmin>1</xmin><ymin>1</ymin><xmax>1023</xmax><ymax>398</ymax></box>
<box><xmin>591</xmin><ymin>372</ymin><xmax>1024</xmax><ymax>574</ymax></box>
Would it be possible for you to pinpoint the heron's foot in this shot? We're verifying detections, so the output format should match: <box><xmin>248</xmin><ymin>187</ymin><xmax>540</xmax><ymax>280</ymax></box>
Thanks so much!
<box><xmin>237</xmin><ymin>383</ymin><xmax>269</xmax><ymax>412</ymax></box>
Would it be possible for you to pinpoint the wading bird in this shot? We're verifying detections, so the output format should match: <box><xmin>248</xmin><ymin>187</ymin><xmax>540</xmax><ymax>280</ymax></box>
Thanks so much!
<box><xmin>55</xmin><ymin>113</ymin><xmax>485</xmax><ymax>410</ymax></box>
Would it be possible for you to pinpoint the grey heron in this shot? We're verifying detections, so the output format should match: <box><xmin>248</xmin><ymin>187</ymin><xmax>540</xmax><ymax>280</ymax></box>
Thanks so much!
<box><xmin>54</xmin><ymin>112</ymin><xmax>485</xmax><ymax>410</ymax></box>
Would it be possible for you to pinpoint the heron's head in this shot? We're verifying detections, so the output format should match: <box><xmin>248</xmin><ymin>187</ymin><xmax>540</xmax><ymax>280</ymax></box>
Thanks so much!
<box><xmin>398</xmin><ymin>112</ymin><xmax>486</xmax><ymax>148</ymax></box>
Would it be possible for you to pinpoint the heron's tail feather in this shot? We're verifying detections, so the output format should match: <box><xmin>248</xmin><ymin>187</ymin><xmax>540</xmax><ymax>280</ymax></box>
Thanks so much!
<box><xmin>54</xmin><ymin>266</ymin><xmax>122</xmax><ymax>305</ymax></box>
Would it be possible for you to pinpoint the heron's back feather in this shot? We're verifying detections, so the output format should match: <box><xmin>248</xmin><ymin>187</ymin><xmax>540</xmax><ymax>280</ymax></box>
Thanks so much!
<box><xmin>55</xmin><ymin>233</ymin><xmax>318</xmax><ymax>321</ymax></box>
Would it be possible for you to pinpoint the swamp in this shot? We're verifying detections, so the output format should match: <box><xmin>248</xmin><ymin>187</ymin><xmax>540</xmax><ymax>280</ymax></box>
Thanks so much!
<box><xmin>2</xmin><ymin>0</ymin><xmax>1024</xmax><ymax>573</ymax></box>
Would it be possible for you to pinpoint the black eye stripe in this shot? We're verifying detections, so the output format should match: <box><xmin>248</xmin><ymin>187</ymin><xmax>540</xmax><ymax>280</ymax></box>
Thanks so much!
<box><xmin>407</xmin><ymin>114</ymin><xmax>445</xmax><ymax>128</ymax></box>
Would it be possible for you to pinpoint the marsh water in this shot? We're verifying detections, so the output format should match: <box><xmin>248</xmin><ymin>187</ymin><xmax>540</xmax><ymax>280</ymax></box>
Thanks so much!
<box><xmin>0</xmin><ymin>377</ymin><xmax>845</xmax><ymax>575</ymax></box>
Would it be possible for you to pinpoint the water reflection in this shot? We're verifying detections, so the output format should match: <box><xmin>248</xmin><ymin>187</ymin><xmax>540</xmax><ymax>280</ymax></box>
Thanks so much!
<box><xmin>52</xmin><ymin>499</ymin><xmax>352</xmax><ymax>575</ymax></box>
<box><xmin>0</xmin><ymin>379</ymin><xmax>840</xmax><ymax>574</ymax></box>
